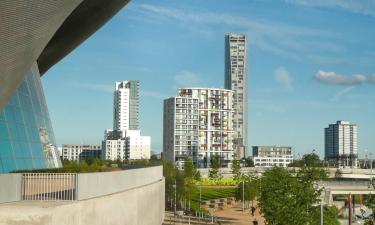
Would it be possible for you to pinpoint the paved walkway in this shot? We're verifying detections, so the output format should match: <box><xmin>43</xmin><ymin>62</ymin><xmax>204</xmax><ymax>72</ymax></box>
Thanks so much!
<box><xmin>213</xmin><ymin>202</ymin><xmax>265</xmax><ymax>225</ymax></box>
<box><xmin>163</xmin><ymin>202</ymin><xmax>265</xmax><ymax>225</ymax></box>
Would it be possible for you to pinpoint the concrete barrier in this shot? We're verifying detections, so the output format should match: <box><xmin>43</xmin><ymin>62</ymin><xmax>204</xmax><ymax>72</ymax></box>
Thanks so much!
<box><xmin>0</xmin><ymin>166</ymin><xmax>165</xmax><ymax>225</ymax></box>
<box><xmin>0</xmin><ymin>173</ymin><xmax>22</xmax><ymax>203</ymax></box>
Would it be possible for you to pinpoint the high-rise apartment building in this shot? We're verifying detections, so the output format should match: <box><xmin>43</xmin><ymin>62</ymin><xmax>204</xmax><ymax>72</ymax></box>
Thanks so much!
<box><xmin>325</xmin><ymin>121</ymin><xmax>358</xmax><ymax>168</ymax></box>
<box><xmin>163</xmin><ymin>88</ymin><xmax>234</xmax><ymax>168</ymax></box>
<box><xmin>163</xmin><ymin>96</ymin><xmax>199</xmax><ymax>168</ymax></box>
<box><xmin>252</xmin><ymin>146</ymin><xmax>293</xmax><ymax>168</ymax></box>
<box><xmin>225</xmin><ymin>34</ymin><xmax>248</xmax><ymax>160</ymax></box>
<box><xmin>103</xmin><ymin>81</ymin><xmax>150</xmax><ymax>161</ymax></box>
<box><xmin>113</xmin><ymin>81</ymin><xmax>139</xmax><ymax>131</ymax></box>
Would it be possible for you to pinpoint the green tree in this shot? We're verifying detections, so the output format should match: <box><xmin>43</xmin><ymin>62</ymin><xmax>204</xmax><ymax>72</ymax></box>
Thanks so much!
<box><xmin>244</xmin><ymin>157</ymin><xmax>254</xmax><ymax>167</ymax></box>
<box><xmin>258</xmin><ymin>167</ymin><xmax>338</xmax><ymax>225</ymax></box>
<box><xmin>365</xmin><ymin>194</ymin><xmax>375</xmax><ymax>225</ymax></box>
<box><xmin>231</xmin><ymin>160</ymin><xmax>242</xmax><ymax>181</ymax></box>
<box><xmin>183</xmin><ymin>156</ymin><xmax>201</xmax><ymax>182</ymax></box>
<box><xmin>209</xmin><ymin>155</ymin><xmax>222</xmax><ymax>180</ymax></box>
<box><xmin>235</xmin><ymin>175</ymin><xmax>260</xmax><ymax>207</ymax></box>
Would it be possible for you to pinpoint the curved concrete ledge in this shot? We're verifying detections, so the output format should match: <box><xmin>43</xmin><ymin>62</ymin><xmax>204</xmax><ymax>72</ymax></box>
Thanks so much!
<box><xmin>0</xmin><ymin>166</ymin><xmax>165</xmax><ymax>225</ymax></box>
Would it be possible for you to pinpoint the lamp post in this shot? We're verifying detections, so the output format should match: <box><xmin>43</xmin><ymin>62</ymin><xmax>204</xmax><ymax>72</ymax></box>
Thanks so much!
<box><xmin>242</xmin><ymin>179</ymin><xmax>245</xmax><ymax>212</ymax></box>
<box><xmin>173</xmin><ymin>181</ymin><xmax>176</xmax><ymax>224</ymax></box>
<box><xmin>313</xmin><ymin>182</ymin><xmax>325</xmax><ymax>225</ymax></box>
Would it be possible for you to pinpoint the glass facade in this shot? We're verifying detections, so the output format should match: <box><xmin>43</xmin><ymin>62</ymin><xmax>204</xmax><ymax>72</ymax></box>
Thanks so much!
<box><xmin>0</xmin><ymin>63</ymin><xmax>61</xmax><ymax>173</ymax></box>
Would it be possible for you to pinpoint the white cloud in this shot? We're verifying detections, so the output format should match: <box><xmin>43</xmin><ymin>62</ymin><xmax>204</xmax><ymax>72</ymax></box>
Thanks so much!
<box><xmin>314</xmin><ymin>70</ymin><xmax>366</xmax><ymax>85</ymax></box>
<box><xmin>368</xmin><ymin>74</ymin><xmax>375</xmax><ymax>84</ymax></box>
<box><xmin>285</xmin><ymin>0</ymin><xmax>375</xmax><ymax>17</ymax></box>
<box><xmin>174</xmin><ymin>71</ymin><xmax>203</xmax><ymax>87</ymax></box>
<box><xmin>274</xmin><ymin>67</ymin><xmax>293</xmax><ymax>90</ymax></box>
<box><xmin>141</xmin><ymin>91</ymin><xmax>166</xmax><ymax>99</ymax></box>
<box><xmin>80</xmin><ymin>83</ymin><xmax>113</xmax><ymax>93</ymax></box>
<box><xmin>330</xmin><ymin>86</ymin><xmax>355</xmax><ymax>102</ymax></box>
<box><xmin>131</xmin><ymin>3</ymin><xmax>342</xmax><ymax>62</ymax></box>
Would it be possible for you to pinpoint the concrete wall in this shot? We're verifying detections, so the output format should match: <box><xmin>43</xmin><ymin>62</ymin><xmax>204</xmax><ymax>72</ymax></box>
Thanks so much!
<box><xmin>77</xmin><ymin>166</ymin><xmax>163</xmax><ymax>200</ymax></box>
<box><xmin>0</xmin><ymin>173</ymin><xmax>22</xmax><ymax>203</ymax></box>
<box><xmin>0</xmin><ymin>167</ymin><xmax>165</xmax><ymax>225</ymax></box>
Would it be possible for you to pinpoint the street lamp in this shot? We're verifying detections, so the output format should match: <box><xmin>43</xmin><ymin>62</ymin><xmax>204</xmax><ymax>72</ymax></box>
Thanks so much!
<box><xmin>313</xmin><ymin>182</ymin><xmax>325</xmax><ymax>225</ymax></box>
<box><xmin>242</xmin><ymin>178</ymin><xmax>245</xmax><ymax>212</ymax></box>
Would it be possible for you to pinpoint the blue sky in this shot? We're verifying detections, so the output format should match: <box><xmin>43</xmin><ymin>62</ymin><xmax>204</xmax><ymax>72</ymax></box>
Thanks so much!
<box><xmin>42</xmin><ymin>0</ymin><xmax>375</xmax><ymax>158</ymax></box>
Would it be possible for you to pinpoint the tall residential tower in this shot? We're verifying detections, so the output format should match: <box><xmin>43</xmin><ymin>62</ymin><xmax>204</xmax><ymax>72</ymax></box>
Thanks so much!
<box><xmin>163</xmin><ymin>88</ymin><xmax>234</xmax><ymax>168</ymax></box>
<box><xmin>325</xmin><ymin>121</ymin><xmax>358</xmax><ymax>168</ymax></box>
<box><xmin>113</xmin><ymin>80</ymin><xmax>139</xmax><ymax>131</ymax></box>
<box><xmin>225</xmin><ymin>34</ymin><xmax>248</xmax><ymax>159</ymax></box>
<box><xmin>103</xmin><ymin>81</ymin><xmax>150</xmax><ymax>161</ymax></box>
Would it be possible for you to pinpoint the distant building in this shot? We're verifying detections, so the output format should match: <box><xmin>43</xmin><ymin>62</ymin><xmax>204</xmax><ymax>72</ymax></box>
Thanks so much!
<box><xmin>163</xmin><ymin>88</ymin><xmax>234</xmax><ymax>168</ymax></box>
<box><xmin>325</xmin><ymin>120</ymin><xmax>358</xmax><ymax>168</ymax></box>
<box><xmin>102</xmin><ymin>81</ymin><xmax>150</xmax><ymax>161</ymax></box>
<box><xmin>225</xmin><ymin>34</ymin><xmax>248</xmax><ymax>160</ymax></box>
<box><xmin>113</xmin><ymin>81</ymin><xmax>139</xmax><ymax>131</ymax></box>
<box><xmin>252</xmin><ymin>146</ymin><xmax>293</xmax><ymax>168</ymax></box>
<box><xmin>102</xmin><ymin>130</ymin><xmax>150</xmax><ymax>161</ymax></box>
<box><xmin>62</xmin><ymin>144</ymin><xmax>101</xmax><ymax>161</ymax></box>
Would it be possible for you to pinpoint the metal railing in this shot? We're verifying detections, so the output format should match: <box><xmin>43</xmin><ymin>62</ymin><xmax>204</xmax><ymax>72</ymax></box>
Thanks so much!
<box><xmin>21</xmin><ymin>173</ymin><xmax>77</xmax><ymax>201</ymax></box>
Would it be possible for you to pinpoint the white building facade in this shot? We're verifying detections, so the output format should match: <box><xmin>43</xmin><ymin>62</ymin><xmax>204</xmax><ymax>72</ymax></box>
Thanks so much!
<box><xmin>325</xmin><ymin>121</ymin><xmax>358</xmax><ymax>168</ymax></box>
<box><xmin>163</xmin><ymin>88</ymin><xmax>234</xmax><ymax>168</ymax></box>
<box><xmin>225</xmin><ymin>34</ymin><xmax>248</xmax><ymax>160</ymax></box>
<box><xmin>61</xmin><ymin>144</ymin><xmax>102</xmax><ymax>161</ymax></box>
<box><xmin>113</xmin><ymin>81</ymin><xmax>139</xmax><ymax>131</ymax></box>
<box><xmin>103</xmin><ymin>81</ymin><xmax>150</xmax><ymax>161</ymax></box>
<box><xmin>252</xmin><ymin>146</ymin><xmax>293</xmax><ymax>168</ymax></box>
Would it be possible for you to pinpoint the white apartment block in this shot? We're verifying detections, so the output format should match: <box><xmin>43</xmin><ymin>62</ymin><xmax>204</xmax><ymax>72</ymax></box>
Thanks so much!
<box><xmin>61</xmin><ymin>144</ymin><xmax>101</xmax><ymax>161</ymax></box>
<box><xmin>103</xmin><ymin>130</ymin><xmax>150</xmax><ymax>161</ymax></box>
<box><xmin>113</xmin><ymin>81</ymin><xmax>139</xmax><ymax>131</ymax></box>
<box><xmin>163</xmin><ymin>96</ymin><xmax>199</xmax><ymax>167</ymax></box>
<box><xmin>163</xmin><ymin>88</ymin><xmax>234</xmax><ymax>168</ymax></box>
<box><xmin>225</xmin><ymin>34</ymin><xmax>248</xmax><ymax>160</ymax></box>
<box><xmin>103</xmin><ymin>81</ymin><xmax>151</xmax><ymax>161</ymax></box>
<box><xmin>253</xmin><ymin>146</ymin><xmax>293</xmax><ymax>168</ymax></box>
<box><xmin>325</xmin><ymin>120</ymin><xmax>358</xmax><ymax>168</ymax></box>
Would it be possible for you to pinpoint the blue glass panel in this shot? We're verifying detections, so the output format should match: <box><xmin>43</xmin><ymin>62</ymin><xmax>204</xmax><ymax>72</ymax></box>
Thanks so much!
<box><xmin>0</xmin><ymin>63</ymin><xmax>61</xmax><ymax>173</ymax></box>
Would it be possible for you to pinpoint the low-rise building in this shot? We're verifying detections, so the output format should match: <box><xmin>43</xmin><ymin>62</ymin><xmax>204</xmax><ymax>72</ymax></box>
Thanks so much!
<box><xmin>62</xmin><ymin>144</ymin><xmax>102</xmax><ymax>161</ymax></box>
<box><xmin>252</xmin><ymin>146</ymin><xmax>293</xmax><ymax>168</ymax></box>
<box><xmin>102</xmin><ymin>130</ymin><xmax>150</xmax><ymax>161</ymax></box>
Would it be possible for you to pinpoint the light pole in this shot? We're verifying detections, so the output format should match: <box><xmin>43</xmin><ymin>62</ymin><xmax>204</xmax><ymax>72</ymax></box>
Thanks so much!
<box><xmin>314</xmin><ymin>182</ymin><xmax>325</xmax><ymax>225</ymax></box>
<box><xmin>199</xmin><ymin>185</ymin><xmax>202</xmax><ymax>209</ymax></box>
<box><xmin>242</xmin><ymin>179</ymin><xmax>245</xmax><ymax>212</ymax></box>
<box><xmin>173</xmin><ymin>180</ymin><xmax>176</xmax><ymax>224</ymax></box>
<box><xmin>370</xmin><ymin>153</ymin><xmax>373</xmax><ymax>175</ymax></box>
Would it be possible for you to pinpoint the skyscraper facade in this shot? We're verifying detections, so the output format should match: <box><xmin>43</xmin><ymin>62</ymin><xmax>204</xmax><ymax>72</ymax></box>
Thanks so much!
<box><xmin>163</xmin><ymin>96</ymin><xmax>199</xmax><ymax>168</ymax></box>
<box><xmin>225</xmin><ymin>34</ymin><xmax>248</xmax><ymax>160</ymax></box>
<box><xmin>163</xmin><ymin>88</ymin><xmax>234</xmax><ymax>168</ymax></box>
<box><xmin>103</xmin><ymin>81</ymin><xmax>150</xmax><ymax>161</ymax></box>
<box><xmin>325</xmin><ymin>121</ymin><xmax>358</xmax><ymax>168</ymax></box>
<box><xmin>113</xmin><ymin>81</ymin><xmax>139</xmax><ymax>131</ymax></box>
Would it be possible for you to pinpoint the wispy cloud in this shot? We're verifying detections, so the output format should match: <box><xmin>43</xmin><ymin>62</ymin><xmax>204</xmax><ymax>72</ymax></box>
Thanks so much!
<box><xmin>314</xmin><ymin>70</ymin><xmax>367</xmax><ymax>85</ymax></box>
<box><xmin>78</xmin><ymin>82</ymin><xmax>167</xmax><ymax>99</ymax></box>
<box><xmin>130</xmin><ymin>3</ymin><xmax>342</xmax><ymax>63</ymax></box>
<box><xmin>274</xmin><ymin>67</ymin><xmax>293</xmax><ymax>90</ymax></box>
<box><xmin>174</xmin><ymin>71</ymin><xmax>203</xmax><ymax>87</ymax></box>
<box><xmin>284</xmin><ymin>0</ymin><xmax>375</xmax><ymax>17</ymax></box>
<box><xmin>330</xmin><ymin>86</ymin><xmax>355</xmax><ymax>102</ymax></box>
<box><xmin>141</xmin><ymin>91</ymin><xmax>166</xmax><ymax>99</ymax></box>
<box><xmin>80</xmin><ymin>83</ymin><xmax>113</xmax><ymax>93</ymax></box>
<box><xmin>368</xmin><ymin>74</ymin><xmax>375</xmax><ymax>84</ymax></box>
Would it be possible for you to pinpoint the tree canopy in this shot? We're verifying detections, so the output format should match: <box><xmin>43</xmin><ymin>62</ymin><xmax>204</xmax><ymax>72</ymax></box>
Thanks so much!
<box><xmin>258</xmin><ymin>167</ymin><xmax>338</xmax><ymax>225</ymax></box>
